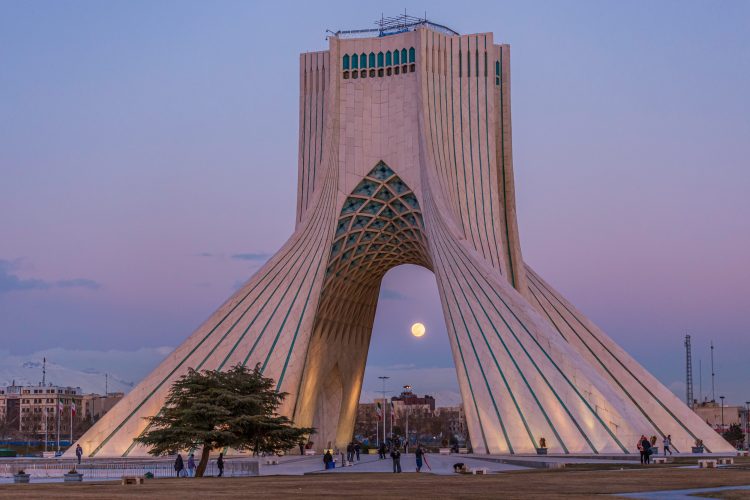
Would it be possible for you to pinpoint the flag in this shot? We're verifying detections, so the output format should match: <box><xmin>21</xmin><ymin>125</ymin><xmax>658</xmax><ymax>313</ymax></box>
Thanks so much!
<box><xmin>390</xmin><ymin>401</ymin><xmax>395</xmax><ymax>420</ymax></box>
<box><xmin>71</xmin><ymin>402</ymin><xmax>76</xmax><ymax>417</ymax></box>
<box><xmin>376</xmin><ymin>402</ymin><xmax>383</xmax><ymax>421</ymax></box>
<box><xmin>58</xmin><ymin>401</ymin><xmax>64</xmax><ymax>413</ymax></box>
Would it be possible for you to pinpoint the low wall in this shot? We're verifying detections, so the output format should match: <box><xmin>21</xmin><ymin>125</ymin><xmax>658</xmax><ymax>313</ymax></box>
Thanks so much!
<box><xmin>0</xmin><ymin>457</ymin><xmax>259</xmax><ymax>479</ymax></box>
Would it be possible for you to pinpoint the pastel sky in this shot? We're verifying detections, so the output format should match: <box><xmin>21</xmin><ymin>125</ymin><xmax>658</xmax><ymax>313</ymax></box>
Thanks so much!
<box><xmin>1</xmin><ymin>1</ymin><xmax>748</xmax><ymax>406</ymax></box>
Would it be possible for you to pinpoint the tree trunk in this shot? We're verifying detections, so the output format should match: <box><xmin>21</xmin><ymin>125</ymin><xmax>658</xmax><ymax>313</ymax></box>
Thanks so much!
<box><xmin>196</xmin><ymin>444</ymin><xmax>212</xmax><ymax>477</ymax></box>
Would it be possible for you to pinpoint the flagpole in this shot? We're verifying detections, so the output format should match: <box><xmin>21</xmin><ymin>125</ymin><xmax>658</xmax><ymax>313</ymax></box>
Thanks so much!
<box><xmin>69</xmin><ymin>403</ymin><xmax>73</xmax><ymax>448</ymax></box>
<box><xmin>376</xmin><ymin>407</ymin><xmax>379</xmax><ymax>447</ymax></box>
<box><xmin>56</xmin><ymin>394</ymin><xmax>60</xmax><ymax>453</ymax></box>
<box><xmin>378</xmin><ymin>376</ymin><xmax>389</xmax><ymax>447</ymax></box>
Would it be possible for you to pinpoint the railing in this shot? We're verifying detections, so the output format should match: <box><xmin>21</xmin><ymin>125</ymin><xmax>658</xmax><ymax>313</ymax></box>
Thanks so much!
<box><xmin>0</xmin><ymin>458</ymin><xmax>259</xmax><ymax>479</ymax></box>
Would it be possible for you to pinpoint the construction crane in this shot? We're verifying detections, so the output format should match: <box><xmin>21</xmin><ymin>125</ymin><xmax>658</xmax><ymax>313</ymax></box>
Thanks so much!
<box><xmin>684</xmin><ymin>335</ymin><xmax>694</xmax><ymax>409</ymax></box>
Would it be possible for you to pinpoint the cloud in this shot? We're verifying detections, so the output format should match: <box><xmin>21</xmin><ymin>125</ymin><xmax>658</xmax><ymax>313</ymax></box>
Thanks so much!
<box><xmin>0</xmin><ymin>259</ymin><xmax>100</xmax><ymax>294</ymax></box>
<box><xmin>380</xmin><ymin>288</ymin><xmax>408</xmax><ymax>300</ymax></box>
<box><xmin>231</xmin><ymin>252</ymin><xmax>271</xmax><ymax>262</ymax></box>
<box><xmin>56</xmin><ymin>278</ymin><xmax>101</xmax><ymax>290</ymax></box>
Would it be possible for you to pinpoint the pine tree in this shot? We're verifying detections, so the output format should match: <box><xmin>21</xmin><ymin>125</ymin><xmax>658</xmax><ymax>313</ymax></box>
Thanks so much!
<box><xmin>134</xmin><ymin>364</ymin><xmax>314</xmax><ymax>477</ymax></box>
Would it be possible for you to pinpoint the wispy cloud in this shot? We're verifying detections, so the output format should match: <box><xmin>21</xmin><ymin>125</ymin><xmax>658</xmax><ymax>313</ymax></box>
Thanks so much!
<box><xmin>0</xmin><ymin>259</ymin><xmax>101</xmax><ymax>294</ymax></box>
<box><xmin>231</xmin><ymin>252</ymin><xmax>271</xmax><ymax>262</ymax></box>
<box><xmin>380</xmin><ymin>288</ymin><xmax>408</xmax><ymax>300</ymax></box>
<box><xmin>57</xmin><ymin>278</ymin><xmax>101</xmax><ymax>290</ymax></box>
<box><xmin>196</xmin><ymin>252</ymin><xmax>213</xmax><ymax>258</ymax></box>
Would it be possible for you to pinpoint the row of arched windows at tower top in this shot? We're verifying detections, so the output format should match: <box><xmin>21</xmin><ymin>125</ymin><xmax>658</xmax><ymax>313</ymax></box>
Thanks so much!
<box><xmin>342</xmin><ymin>47</ymin><xmax>416</xmax><ymax>71</ymax></box>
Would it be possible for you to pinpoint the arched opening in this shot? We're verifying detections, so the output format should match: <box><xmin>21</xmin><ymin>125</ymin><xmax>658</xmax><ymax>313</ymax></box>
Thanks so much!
<box><xmin>357</xmin><ymin>264</ymin><xmax>460</xmax><ymax>451</ymax></box>
<box><xmin>293</xmin><ymin>162</ymin><xmax>447</xmax><ymax>451</ymax></box>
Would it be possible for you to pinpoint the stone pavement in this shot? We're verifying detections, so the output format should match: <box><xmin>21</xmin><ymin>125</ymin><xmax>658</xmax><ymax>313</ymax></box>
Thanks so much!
<box><xmin>259</xmin><ymin>453</ymin><xmax>529</xmax><ymax>476</ymax></box>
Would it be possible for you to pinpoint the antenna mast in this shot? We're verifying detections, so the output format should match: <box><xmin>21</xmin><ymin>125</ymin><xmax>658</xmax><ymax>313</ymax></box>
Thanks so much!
<box><xmin>684</xmin><ymin>335</ymin><xmax>693</xmax><ymax>408</ymax></box>
<box><xmin>710</xmin><ymin>341</ymin><xmax>716</xmax><ymax>402</ymax></box>
<box><xmin>42</xmin><ymin>357</ymin><xmax>46</xmax><ymax>386</ymax></box>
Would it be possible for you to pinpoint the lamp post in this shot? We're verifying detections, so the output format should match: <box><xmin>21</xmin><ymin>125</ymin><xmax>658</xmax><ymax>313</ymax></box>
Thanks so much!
<box><xmin>378</xmin><ymin>376</ymin><xmax>390</xmax><ymax>446</ymax></box>
<box><xmin>719</xmin><ymin>395</ymin><xmax>725</xmax><ymax>433</ymax></box>
<box><xmin>403</xmin><ymin>385</ymin><xmax>411</xmax><ymax>450</ymax></box>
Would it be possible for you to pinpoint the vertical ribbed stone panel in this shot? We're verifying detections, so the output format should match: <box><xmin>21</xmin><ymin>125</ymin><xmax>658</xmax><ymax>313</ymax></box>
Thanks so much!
<box><xmin>70</xmin><ymin>25</ymin><xmax>733</xmax><ymax>458</ymax></box>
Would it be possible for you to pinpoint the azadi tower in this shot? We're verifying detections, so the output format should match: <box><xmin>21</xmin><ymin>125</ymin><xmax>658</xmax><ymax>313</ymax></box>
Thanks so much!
<box><xmin>72</xmin><ymin>17</ymin><xmax>733</xmax><ymax>457</ymax></box>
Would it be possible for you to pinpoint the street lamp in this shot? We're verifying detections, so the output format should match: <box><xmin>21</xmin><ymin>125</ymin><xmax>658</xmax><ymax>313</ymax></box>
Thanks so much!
<box><xmin>403</xmin><ymin>385</ymin><xmax>411</xmax><ymax>451</ymax></box>
<box><xmin>378</xmin><ymin>376</ymin><xmax>390</xmax><ymax>446</ymax></box>
<box><xmin>719</xmin><ymin>396</ymin><xmax>725</xmax><ymax>432</ymax></box>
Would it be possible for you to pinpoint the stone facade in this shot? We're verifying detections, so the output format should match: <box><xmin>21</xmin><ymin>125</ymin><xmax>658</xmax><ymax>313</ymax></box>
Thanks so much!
<box><xmin>69</xmin><ymin>24</ymin><xmax>734</xmax><ymax>458</ymax></box>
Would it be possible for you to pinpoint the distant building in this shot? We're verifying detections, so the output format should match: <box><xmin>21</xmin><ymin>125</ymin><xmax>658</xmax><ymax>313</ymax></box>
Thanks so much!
<box><xmin>0</xmin><ymin>382</ymin><xmax>123</xmax><ymax>439</ymax></box>
<box><xmin>693</xmin><ymin>401</ymin><xmax>745</xmax><ymax>432</ymax></box>
<box><xmin>391</xmin><ymin>388</ymin><xmax>435</xmax><ymax>413</ymax></box>
<box><xmin>82</xmin><ymin>392</ymin><xmax>124</xmax><ymax>422</ymax></box>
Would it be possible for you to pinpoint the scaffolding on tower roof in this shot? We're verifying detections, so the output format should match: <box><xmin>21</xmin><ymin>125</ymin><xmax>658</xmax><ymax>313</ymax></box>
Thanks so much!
<box><xmin>328</xmin><ymin>14</ymin><xmax>459</xmax><ymax>39</ymax></box>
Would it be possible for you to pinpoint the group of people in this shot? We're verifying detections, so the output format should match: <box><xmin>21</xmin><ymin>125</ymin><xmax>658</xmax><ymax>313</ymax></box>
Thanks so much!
<box><xmin>174</xmin><ymin>452</ymin><xmax>224</xmax><ymax>477</ymax></box>
<box><xmin>322</xmin><ymin>443</ymin><xmax>428</xmax><ymax>473</ymax></box>
<box><xmin>346</xmin><ymin>442</ymin><xmax>362</xmax><ymax>462</ymax></box>
<box><xmin>637</xmin><ymin>434</ymin><xmax>673</xmax><ymax>464</ymax></box>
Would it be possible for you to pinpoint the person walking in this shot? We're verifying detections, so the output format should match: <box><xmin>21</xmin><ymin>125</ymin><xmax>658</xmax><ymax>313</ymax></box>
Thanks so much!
<box><xmin>379</xmin><ymin>442</ymin><xmax>387</xmax><ymax>460</ymax></box>
<box><xmin>415</xmin><ymin>444</ymin><xmax>424</xmax><ymax>472</ymax></box>
<box><xmin>174</xmin><ymin>453</ymin><xmax>184</xmax><ymax>477</ymax></box>
<box><xmin>75</xmin><ymin>444</ymin><xmax>83</xmax><ymax>465</ymax></box>
<box><xmin>299</xmin><ymin>440</ymin><xmax>305</xmax><ymax>456</ymax></box>
<box><xmin>354</xmin><ymin>442</ymin><xmax>361</xmax><ymax>461</ymax></box>
<box><xmin>663</xmin><ymin>435</ymin><xmax>673</xmax><ymax>456</ymax></box>
<box><xmin>217</xmin><ymin>452</ymin><xmax>224</xmax><ymax>477</ymax></box>
<box><xmin>640</xmin><ymin>435</ymin><xmax>652</xmax><ymax>464</ymax></box>
<box><xmin>637</xmin><ymin>435</ymin><xmax>645</xmax><ymax>464</ymax></box>
<box><xmin>323</xmin><ymin>449</ymin><xmax>334</xmax><ymax>470</ymax></box>
<box><xmin>187</xmin><ymin>453</ymin><xmax>196</xmax><ymax>477</ymax></box>
<box><xmin>346</xmin><ymin>442</ymin><xmax>354</xmax><ymax>463</ymax></box>
<box><xmin>390</xmin><ymin>447</ymin><xmax>402</xmax><ymax>473</ymax></box>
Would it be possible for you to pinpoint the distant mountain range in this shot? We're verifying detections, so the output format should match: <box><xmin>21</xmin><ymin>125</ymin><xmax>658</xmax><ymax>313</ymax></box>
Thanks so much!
<box><xmin>360</xmin><ymin>389</ymin><xmax>462</xmax><ymax>408</ymax></box>
<box><xmin>0</xmin><ymin>358</ymin><xmax>134</xmax><ymax>395</ymax></box>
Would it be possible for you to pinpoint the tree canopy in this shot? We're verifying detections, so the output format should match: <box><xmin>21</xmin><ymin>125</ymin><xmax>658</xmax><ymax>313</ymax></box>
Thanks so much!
<box><xmin>723</xmin><ymin>423</ymin><xmax>745</xmax><ymax>448</ymax></box>
<box><xmin>134</xmin><ymin>363</ymin><xmax>314</xmax><ymax>476</ymax></box>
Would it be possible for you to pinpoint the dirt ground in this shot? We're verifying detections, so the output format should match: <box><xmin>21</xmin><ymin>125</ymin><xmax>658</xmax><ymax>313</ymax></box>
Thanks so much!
<box><xmin>690</xmin><ymin>490</ymin><xmax>750</xmax><ymax>500</ymax></box>
<box><xmin>2</xmin><ymin>467</ymin><xmax>750</xmax><ymax>499</ymax></box>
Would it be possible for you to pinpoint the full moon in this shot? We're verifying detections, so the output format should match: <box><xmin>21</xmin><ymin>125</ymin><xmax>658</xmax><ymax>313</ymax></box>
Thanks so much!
<box><xmin>411</xmin><ymin>322</ymin><xmax>426</xmax><ymax>338</ymax></box>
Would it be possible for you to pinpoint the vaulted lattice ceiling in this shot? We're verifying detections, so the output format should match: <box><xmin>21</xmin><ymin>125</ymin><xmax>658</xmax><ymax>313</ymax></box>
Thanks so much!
<box><xmin>325</xmin><ymin>162</ymin><xmax>432</xmax><ymax>287</ymax></box>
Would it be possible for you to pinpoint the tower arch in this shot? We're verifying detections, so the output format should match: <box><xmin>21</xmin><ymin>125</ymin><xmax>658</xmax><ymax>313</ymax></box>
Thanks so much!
<box><xmin>292</xmin><ymin>162</ymin><xmax>431</xmax><ymax>448</ymax></box>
